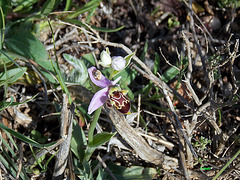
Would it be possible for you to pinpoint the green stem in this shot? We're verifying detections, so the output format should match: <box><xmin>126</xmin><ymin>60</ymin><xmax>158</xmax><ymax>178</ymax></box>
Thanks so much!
<box><xmin>3</xmin><ymin>61</ymin><xmax>7</xmax><ymax>101</ymax></box>
<box><xmin>213</xmin><ymin>148</ymin><xmax>240</xmax><ymax>180</ymax></box>
<box><xmin>88</xmin><ymin>106</ymin><xmax>102</xmax><ymax>143</ymax></box>
<box><xmin>47</xmin><ymin>19</ymin><xmax>72</xmax><ymax>103</ymax></box>
<box><xmin>109</xmin><ymin>68</ymin><xmax>114</xmax><ymax>80</ymax></box>
<box><xmin>218</xmin><ymin>109</ymin><xmax>222</xmax><ymax>126</ymax></box>
<box><xmin>0</xmin><ymin>6</ymin><xmax>5</xmax><ymax>48</ymax></box>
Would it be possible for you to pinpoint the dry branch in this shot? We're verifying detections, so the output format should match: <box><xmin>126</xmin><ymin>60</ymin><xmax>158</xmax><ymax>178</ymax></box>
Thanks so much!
<box><xmin>52</xmin><ymin>94</ymin><xmax>74</xmax><ymax>180</ymax></box>
<box><xmin>106</xmin><ymin>106</ymin><xmax>178</xmax><ymax>169</ymax></box>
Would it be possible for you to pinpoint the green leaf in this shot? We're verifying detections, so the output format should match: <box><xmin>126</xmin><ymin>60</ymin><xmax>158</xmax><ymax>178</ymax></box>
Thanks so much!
<box><xmin>0</xmin><ymin>134</ymin><xmax>17</xmax><ymax>159</ymax></box>
<box><xmin>0</xmin><ymin>153</ymin><xmax>18</xmax><ymax>178</ymax></box>
<box><xmin>140</xmin><ymin>39</ymin><xmax>148</xmax><ymax>60</ymax></box>
<box><xmin>121</xmin><ymin>81</ymin><xmax>134</xmax><ymax>101</ymax></box>
<box><xmin>142</xmin><ymin>102</ymin><xmax>169</xmax><ymax>112</ymax></box>
<box><xmin>0</xmin><ymin>67</ymin><xmax>27</xmax><ymax>85</ymax></box>
<box><xmin>5</xmin><ymin>131</ymin><xmax>19</xmax><ymax>150</ymax></box>
<box><xmin>31</xmin><ymin>130</ymin><xmax>42</xmax><ymax>140</ymax></box>
<box><xmin>134</xmin><ymin>83</ymin><xmax>151</xmax><ymax>96</ymax></box>
<box><xmin>1</xmin><ymin>148</ymin><xmax>28</xmax><ymax>179</ymax></box>
<box><xmin>124</xmin><ymin>53</ymin><xmax>134</xmax><ymax>67</ymax></box>
<box><xmin>0</xmin><ymin>122</ymin><xmax>59</xmax><ymax>149</ymax></box>
<box><xmin>63</xmin><ymin>18</ymin><xmax>124</xmax><ymax>32</ymax></box>
<box><xmin>153</xmin><ymin>52</ymin><xmax>160</xmax><ymax>75</ymax></box>
<box><xmin>113</xmin><ymin>67</ymin><xmax>138</xmax><ymax>86</ymax></box>
<box><xmin>0</xmin><ymin>0</ymin><xmax>11</xmax><ymax>19</ymax></box>
<box><xmin>76</xmin><ymin>160</ymin><xmax>93</xmax><ymax>179</ymax></box>
<box><xmin>161</xmin><ymin>66</ymin><xmax>179</xmax><ymax>83</ymax></box>
<box><xmin>64</xmin><ymin>0</ymin><xmax>72</xmax><ymax>11</ymax></box>
<box><xmin>71</xmin><ymin>120</ymin><xmax>87</xmax><ymax>161</ymax></box>
<box><xmin>0</xmin><ymin>49</ymin><xmax>24</xmax><ymax>70</ymax></box>
<box><xmin>96</xmin><ymin>168</ymin><xmax>107</xmax><ymax>180</ymax></box>
<box><xmin>29</xmin><ymin>145</ymin><xmax>44</xmax><ymax>170</ymax></box>
<box><xmin>213</xmin><ymin>148</ymin><xmax>240</xmax><ymax>180</ymax></box>
<box><xmin>5</xmin><ymin>31</ymin><xmax>48</xmax><ymax>61</ymax></box>
<box><xmin>0</xmin><ymin>95</ymin><xmax>14</xmax><ymax>111</ymax></box>
<box><xmin>88</xmin><ymin>132</ymin><xmax>115</xmax><ymax>148</ymax></box>
<box><xmin>161</xmin><ymin>56</ymin><xmax>188</xmax><ymax>83</ymax></box>
<box><xmin>0</xmin><ymin>93</ymin><xmax>37</xmax><ymax>111</ymax></box>
<box><xmin>143</xmin><ymin>93</ymin><xmax>164</xmax><ymax>101</ymax></box>
<box><xmin>82</xmin><ymin>52</ymin><xmax>96</xmax><ymax>67</ymax></box>
<box><xmin>13</xmin><ymin>0</ymin><xmax>38</xmax><ymax>13</ymax></box>
<box><xmin>0</xmin><ymin>7</ymin><xmax>5</xmax><ymax>48</ymax></box>
<box><xmin>106</xmin><ymin>161</ymin><xmax>157</xmax><ymax>180</ymax></box>
<box><xmin>88</xmin><ymin>107</ymin><xmax>102</xmax><ymax>144</ymax></box>
<box><xmin>84</xmin><ymin>132</ymin><xmax>115</xmax><ymax>161</ymax></box>
<box><xmin>0</xmin><ymin>122</ymin><xmax>43</xmax><ymax>148</ymax></box>
<box><xmin>43</xmin><ymin>150</ymin><xmax>57</xmax><ymax>171</ymax></box>
<box><xmin>90</xmin><ymin>25</ymin><xmax>125</xmax><ymax>32</ymax></box>
<box><xmin>34</xmin><ymin>60</ymin><xmax>57</xmax><ymax>83</ymax></box>
<box><xmin>63</xmin><ymin>53</ymin><xmax>88</xmax><ymax>85</ymax></box>
<box><xmin>67</xmin><ymin>0</ymin><xmax>101</xmax><ymax>19</ymax></box>
<box><xmin>0</xmin><ymin>51</ymin><xmax>17</xmax><ymax>64</ymax></box>
<box><xmin>41</xmin><ymin>0</ymin><xmax>55</xmax><ymax>15</ymax></box>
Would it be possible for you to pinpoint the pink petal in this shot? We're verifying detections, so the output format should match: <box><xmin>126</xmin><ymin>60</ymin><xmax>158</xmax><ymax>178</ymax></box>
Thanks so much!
<box><xmin>88</xmin><ymin>67</ymin><xmax>111</xmax><ymax>88</ymax></box>
<box><xmin>88</xmin><ymin>87</ymin><xmax>109</xmax><ymax>114</ymax></box>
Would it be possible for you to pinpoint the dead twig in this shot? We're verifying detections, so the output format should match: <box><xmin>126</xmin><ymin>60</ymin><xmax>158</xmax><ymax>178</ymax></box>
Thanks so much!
<box><xmin>16</xmin><ymin>142</ymin><xmax>24</xmax><ymax>180</ymax></box>
<box><xmin>52</xmin><ymin>94</ymin><xmax>74</xmax><ymax>180</ymax></box>
<box><xmin>138</xmin><ymin>132</ymin><xmax>175</xmax><ymax>151</ymax></box>
<box><xmin>106</xmin><ymin>106</ymin><xmax>178</xmax><ymax>169</ymax></box>
<box><xmin>184</xmin><ymin>0</ymin><xmax>211</xmax><ymax>104</ymax></box>
<box><xmin>181</xmin><ymin>31</ymin><xmax>201</xmax><ymax>106</ymax></box>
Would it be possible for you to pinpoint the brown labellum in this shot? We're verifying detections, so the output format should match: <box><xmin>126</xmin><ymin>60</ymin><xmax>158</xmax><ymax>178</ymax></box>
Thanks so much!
<box><xmin>109</xmin><ymin>91</ymin><xmax>131</xmax><ymax>114</ymax></box>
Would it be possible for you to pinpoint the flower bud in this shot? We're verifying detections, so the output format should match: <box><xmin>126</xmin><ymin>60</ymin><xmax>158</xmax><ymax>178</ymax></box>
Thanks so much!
<box><xmin>111</xmin><ymin>56</ymin><xmax>126</xmax><ymax>71</ymax></box>
<box><xmin>99</xmin><ymin>50</ymin><xmax>112</xmax><ymax>67</ymax></box>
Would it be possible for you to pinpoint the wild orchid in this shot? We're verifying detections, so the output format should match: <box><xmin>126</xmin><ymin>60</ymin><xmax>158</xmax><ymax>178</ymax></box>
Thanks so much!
<box><xmin>87</xmin><ymin>67</ymin><xmax>131</xmax><ymax>114</ymax></box>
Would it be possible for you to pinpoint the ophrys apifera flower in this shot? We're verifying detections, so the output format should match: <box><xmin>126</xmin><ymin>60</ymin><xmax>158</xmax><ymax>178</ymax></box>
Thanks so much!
<box><xmin>88</xmin><ymin>67</ymin><xmax>131</xmax><ymax>114</ymax></box>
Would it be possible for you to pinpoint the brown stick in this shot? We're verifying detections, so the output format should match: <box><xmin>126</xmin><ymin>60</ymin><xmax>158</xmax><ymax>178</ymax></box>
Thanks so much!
<box><xmin>52</xmin><ymin>94</ymin><xmax>74</xmax><ymax>180</ymax></box>
<box><xmin>106</xmin><ymin>106</ymin><xmax>178</xmax><ymax>169</ymax></box>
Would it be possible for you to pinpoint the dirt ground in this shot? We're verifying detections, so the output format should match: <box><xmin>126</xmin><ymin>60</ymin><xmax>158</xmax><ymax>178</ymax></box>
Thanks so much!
<box><xmin>2</xmin><ymin>0</ymin><xmax>240</xmax><ymax>179</ymax></box>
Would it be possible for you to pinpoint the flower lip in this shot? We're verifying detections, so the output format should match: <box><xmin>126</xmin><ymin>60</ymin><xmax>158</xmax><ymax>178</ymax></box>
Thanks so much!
<box><xmin>109</xmin><ymin>89</ymin><xmax>131</xmax><ymax>114</ymax></box>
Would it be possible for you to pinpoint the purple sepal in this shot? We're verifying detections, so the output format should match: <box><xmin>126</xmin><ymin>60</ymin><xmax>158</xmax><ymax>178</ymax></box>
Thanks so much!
<box><xmin>88</xmin><ymin>87</ymin><xmax>109</xmax><ymax>114</ymax></box>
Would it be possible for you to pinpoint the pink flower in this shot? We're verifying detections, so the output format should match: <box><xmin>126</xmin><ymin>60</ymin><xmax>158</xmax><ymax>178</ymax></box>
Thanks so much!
<box><xmin>87</xmin><ymin>67</ymin><xmax>131</xmax><ymax>114</ymax></box>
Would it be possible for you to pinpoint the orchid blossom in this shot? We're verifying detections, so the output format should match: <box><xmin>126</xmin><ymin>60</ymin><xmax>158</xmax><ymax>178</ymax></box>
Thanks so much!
<box><xmin>99</xmin><ymin>49</ymin><xmax>112</xmax><ymax>67</ymax></box>
<box><xmin>99</xmin><ymin>48</ymin><xmax>126</xmax><ymax>71</ymax></box>
<box><xmin>88</xmin><ymin>67</ymin><xmax>131</xmax><ymax>114</ymax></box>
<box><xmin>111</xmin><ymin>56</ymin><xmax>126</xmax><ymax>71</ymax></box>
